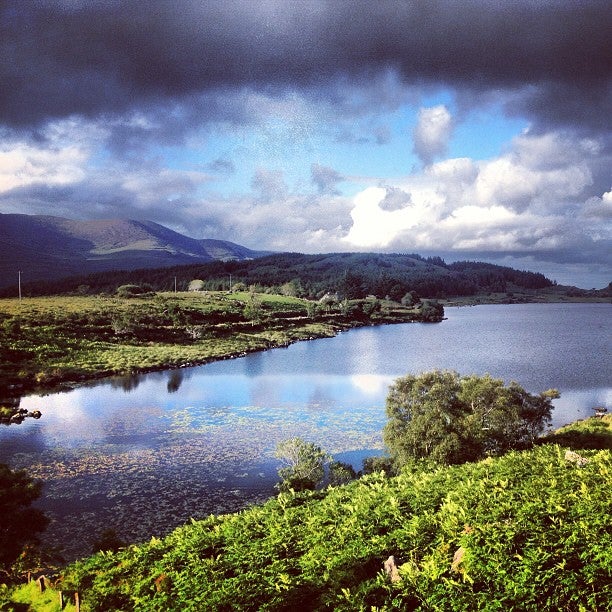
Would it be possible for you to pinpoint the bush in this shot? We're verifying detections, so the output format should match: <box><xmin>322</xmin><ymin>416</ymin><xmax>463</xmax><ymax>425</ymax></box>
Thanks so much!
<box><xmin>116</xmin><ymin>284</ymin><xmax>154</xmax><ymax>298</ymax></box>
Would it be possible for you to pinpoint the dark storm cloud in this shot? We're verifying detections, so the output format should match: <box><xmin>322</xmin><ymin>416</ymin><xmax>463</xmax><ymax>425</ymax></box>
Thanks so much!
<box><xmin>1</xmin><ymin>0</ymin><xmax>610</xmax><ymax>135</ymax></box>
<box><xmin>206</xmin><ymin>158</ymin><xmax>236</xmax><ymax>175</ymax></box>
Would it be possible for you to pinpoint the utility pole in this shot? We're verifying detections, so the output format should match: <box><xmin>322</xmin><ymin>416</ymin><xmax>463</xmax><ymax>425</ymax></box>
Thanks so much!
<box><xmin>174</xmin><ymin>276</ymin><xmax>177</xmax><ymax>293</ymax></box>
<box><xmin>229</xmin><ymin>273</ymin><xmax>232</xmax><ymax>292</ymax></box>
<box><xmin>18</xmin><ymin>270</ymin><xmax>22</xmax><ymax>303</ymax></box>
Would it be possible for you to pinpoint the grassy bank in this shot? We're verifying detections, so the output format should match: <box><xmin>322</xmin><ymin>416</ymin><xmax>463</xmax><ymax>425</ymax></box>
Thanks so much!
<box><xmin>5</xmin><ymin>416</ymin><xmax>610</xmax><ymax>611</ymax></box>
<box><xmin>0</xmin><ymin>292</ymin><xmax>430</xmax><ymax>399</ymax></box>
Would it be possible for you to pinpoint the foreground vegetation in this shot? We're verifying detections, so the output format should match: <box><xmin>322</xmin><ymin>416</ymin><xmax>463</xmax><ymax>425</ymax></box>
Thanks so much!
<box><xmin>0</xmin><ymin>290</ymin><xmax>441</xmax><ymax>399</ymax></box>
<box><xmin>3</xmin><ymin>416</ymin><xmax>607</xmax><ymax>611</ymax></box>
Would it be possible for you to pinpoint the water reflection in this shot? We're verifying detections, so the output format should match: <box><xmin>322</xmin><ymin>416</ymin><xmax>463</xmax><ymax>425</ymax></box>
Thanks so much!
<box><xmin>109</xmin><ymin>372</ymin><xmax>145</xmax><ymax>392</ymax></box>
<box><xmin>166</xmin><ymin>370</ymin><xmax>184</xmax><ymax>393</ymax></box>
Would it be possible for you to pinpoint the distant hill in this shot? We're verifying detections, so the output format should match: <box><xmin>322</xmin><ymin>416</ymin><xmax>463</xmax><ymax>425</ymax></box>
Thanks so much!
<box><xmin>0</xmin><ymin>213</ymin><xmax>269</xmax><ymax>288</ymax></box>
<box><xmin>4</xmin><ymin>250</ymin><xmax>558</xmax><ymax>299</ymax></box>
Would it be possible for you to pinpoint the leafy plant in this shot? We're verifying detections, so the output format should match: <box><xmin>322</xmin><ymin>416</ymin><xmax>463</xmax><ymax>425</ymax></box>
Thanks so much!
<box><xmin>274</xmin><ymin>437</ymin><xmax>329</xmax><ymax>492</ymax></box>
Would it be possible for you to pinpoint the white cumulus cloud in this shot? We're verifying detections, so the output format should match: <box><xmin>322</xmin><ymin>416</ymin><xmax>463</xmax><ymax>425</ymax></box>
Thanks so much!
<box><xmin>413</xmin><ymin>104</ymin><xmax>453</xmax><ymax>167</ymax></box>
<box><xmin>343</xmin><ymin>129</ymin><xmax>609</xmax><ymax>259</ymax></box>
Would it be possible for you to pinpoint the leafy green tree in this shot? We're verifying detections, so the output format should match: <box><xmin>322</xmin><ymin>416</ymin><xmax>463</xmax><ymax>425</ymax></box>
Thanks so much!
<box><xmin>401</xmin><ymin>290</ymin><xmax>420</xmax><ymax>307</ymax></box>
<box><xmin>306</xmin><ymin>301</ymin><xmax>319</xmax><ymax>319</ymax></box>
<box><xmin>0</xmin><ymin>464</ymin><xmax>49</xmax><ymax>572</ymax></box>
<box><xmin>243</xmin><ymin>292</ymin><xmax>263</xmax><ymax>325</ymax></box>
<box><xmin>383</xmin><ymin>371</ymin><xmax>557</xmax><ymax>467</ymax></box>
<box><xmin>280</xmin><ymin>279</ymin><xmax>303</xmax><ymax>297</ymax></box>
<box><xmin>116</xmin><ymin>284</ymin><xmax>154</xmax><ymax>298</ymax></box>
<box><xmin>188</xmin><ymin>279</ymin><xmax>205</xmax><ymax>291</ymax></box>
<box><xmin>91</xmin><ymin>528</ymin><xmax>125</xmax><ymax>554</ymax></box>
<box><xmin>418</xmin><ymin>300</ymin><xmax>444</xmax><ymax>321</ymax></box>
<box><xmin>361</xmin><ymin>455</ymin><xmax>395</xmax><ymax>476</ymax></box>
<box><xmin>327</xmin><ymin>461</ymin><xmax>357</xmax><ymax>487</ymax></box>
<box><xmin>274</xmin><ymin>438</ymin><xmax>329</xmax><ymax>492</ymax></box>
<box><xmin>361</xmin><ymin>298</ymin><xmax>381</xmax><ymax>318</ymax></box>
<box><xmin>338</xmin><ymin>270</ymin><xmax>366</xmax><ymax>299</ymax></box>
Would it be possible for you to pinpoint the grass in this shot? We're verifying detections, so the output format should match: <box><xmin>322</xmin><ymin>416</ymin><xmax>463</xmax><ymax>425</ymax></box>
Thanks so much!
<box><xmin>540</xmin><ymin>413</ymin><xmax>612</xmax><ymax>450</ymax></box>
<box><xmin>2</xmin><ymin>580</ymin><xmax>79</xmax><ymax>611</ymax></box>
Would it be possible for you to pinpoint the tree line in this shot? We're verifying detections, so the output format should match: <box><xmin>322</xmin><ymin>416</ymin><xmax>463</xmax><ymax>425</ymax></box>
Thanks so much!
<box><xmin>2</xmin><ymin>252</ymin><xmax>555</xmax><ymax>300</ymax></box>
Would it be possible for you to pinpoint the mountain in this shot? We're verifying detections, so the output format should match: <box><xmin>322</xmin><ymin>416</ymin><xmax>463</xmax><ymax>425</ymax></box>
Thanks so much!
<box><xmin>0</xmin><ymin>213</ymin><xmax>269</xmax><ymax>289</ymax></box>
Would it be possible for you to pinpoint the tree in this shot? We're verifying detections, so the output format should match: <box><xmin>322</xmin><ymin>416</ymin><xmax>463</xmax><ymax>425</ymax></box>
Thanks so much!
<box><xmin>243</xmin><ymin>292</ymin><xmax>263</xmax><ymax>325</ymax></box>
<box><xmin>280</xmin><ymin>279</ymin><xmax>303</xmax><ymax>297</ymax></box>
<box><xmin>91</xmin><ymin>528</ymin><xmax>125</xmax><ymax>553</ymax></box>
<box><xmin>327</xmin><ymin>461</ymin><xmax>357</xmax><ymax>487</ymax></box>
<box><xmin>338</xmin><ymin>271</ymin><xmax>366</xmax><ymax>300</ymax></box>
<box><xmin>188</xmin><ymin>279</ymin><xmax>205</xmax><ymax>292</ymax></box>
<box><xmin>401</xmin><ymin>290</ymin><xmax>420</xmax><ymax>307</ymax></box>
<box><xmin>383</xmin><ymin>371</ymin><xmax>557</xmax><ymax>467</ymax></box>
<box><xmin>274</xmin><ymin>438</ymin><xmax>329</xmax><ymax>492</ymax></box>
<box><xmin>116</xmin><ymin>284</ymin><xmax>154</xmax><ymax>298</ymax></box>
<box><xmin>361</xmin><ymin>298</ymin><xmax>381</xmax><ymax>318</ymax></box>
<box><xmin>0</xmin><ymin>464</ymin><xmax>49</xmax><ymax>572</ymax></box>
<box><xmin>418</xmin><ymin>300</ymin><xmax>444</xmax><ymax>322</ymax></box>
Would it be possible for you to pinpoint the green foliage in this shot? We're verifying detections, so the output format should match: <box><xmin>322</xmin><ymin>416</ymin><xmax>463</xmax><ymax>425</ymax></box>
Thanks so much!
<box><xmin>418</xmin><ymin>299</ymin><xmax>444</xmax><ymax>322</ymax></box>
<box><xmin>59</xmin><ymin>443</ymin><xmax>611</xmax><ymax>611</ymax></box>
<box><xmin>362</xmin><ymin>455</ymin><xmax>395</xmax><ymax>476</ymax></box>
<box><xmin>0</xmin><ymin>464</ymin><xmax>49</xmax><ymax>572</ymax></box>
<box><xmin>2</xmin><ymin>580</ymin><xmax>80</xmax><ymax>611</ymax></box>
<box><xmin>91</xmin><ymin>529</ymin><xmax>126</xmax><ymax>554</ymax></box>
<box><xmin>243</xmin><ymin>292</ymin><xmax>264</xmax><ymax>325</ymax></box>
<box><xmin>187</xmin><ymin>279</ymin><xmax>205</xmax><ymax>291</ymax></box>
<box><xmin>541</xmin><ymin>414</ymin><xmax>612</xmax><ymax>450</ymax></box>
<box><xmin>115</xmin><ymin>284</ymin><xmax>154</xmax><ymax>298</ymax></box>
<box><xmin>274</xmin><ymin>438</ymin><xmax>329</xmax><ymax>492</ymax></box>
<box><xmin>327</xmin><ymin>461</ymin><xmax>357</xmax><ymax>487</ymax></box>
<box><xmin>401</xmin><ymin>290</ymin><xmax>420</xmax><ymax>307</ymax></box>
<box><xmin>383</xmin><ymin>371</ymin><xmax>555</xmax><ymax>467</ymax></box>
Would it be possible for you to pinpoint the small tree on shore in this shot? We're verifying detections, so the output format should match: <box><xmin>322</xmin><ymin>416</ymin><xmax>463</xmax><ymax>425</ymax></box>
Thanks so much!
<box><xmin>383</xmin><ymin>370</ymin><xmax>557</xmax><ymax>467</ymax></box>
<box><xmin>243</xmin><ymin>292</ymin><xmax>263</xmax><ymax>326</ymax></box>
<box><xmin>275</xmin><ymin>438</ymin><xmax>329</xmax><ymax>492</ymax></box>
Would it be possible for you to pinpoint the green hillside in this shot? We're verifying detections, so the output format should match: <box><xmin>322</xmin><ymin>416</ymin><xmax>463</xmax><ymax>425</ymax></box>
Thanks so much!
<box><xmin>10</xmin><ymin>416</ymin><xmax>607</xmax><ymax>611</ymax></box>
<box><xmin>4</xmin><ymin>251</ymin><xmax>556</xmax><ymax>300</ymax></box>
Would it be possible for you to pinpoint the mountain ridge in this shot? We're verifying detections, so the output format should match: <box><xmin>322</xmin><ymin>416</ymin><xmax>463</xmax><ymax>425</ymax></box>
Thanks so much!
<box><xmin>0</xmin><ymin>213</ymin><xmax>269</xmax><ymax>288</ymax></box>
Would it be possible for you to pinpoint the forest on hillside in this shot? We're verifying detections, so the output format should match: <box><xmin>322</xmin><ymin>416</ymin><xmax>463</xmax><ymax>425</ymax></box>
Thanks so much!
<box><xmin>2</xmin><ymin>252</ymin><xmax>555</xmax><ymax>299</ymax></box>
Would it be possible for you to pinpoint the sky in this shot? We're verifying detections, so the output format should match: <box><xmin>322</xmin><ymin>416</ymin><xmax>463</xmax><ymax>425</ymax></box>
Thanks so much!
<box><xmin>0</xmin><ymin>1</ymin><xmax>610</xmax><ymax>288</ymax></box>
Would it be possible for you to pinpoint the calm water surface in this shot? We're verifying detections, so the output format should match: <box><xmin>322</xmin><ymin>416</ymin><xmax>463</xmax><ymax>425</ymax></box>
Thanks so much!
<box><xmin>1</xmin><ymin>303</ymin><xmax>610</xmax><ymax>560</ymax></box>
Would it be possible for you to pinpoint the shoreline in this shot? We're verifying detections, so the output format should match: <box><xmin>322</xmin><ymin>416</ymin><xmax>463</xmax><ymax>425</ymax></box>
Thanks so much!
<box><xmin>2</xmin><ymin>310</ymin><xmax>427</xmax><ymax>402</ymax></box>
<box><xmin>2</xmin><ymin>294</ymin><xmax>608</xmax><ymax>403</ymax></box>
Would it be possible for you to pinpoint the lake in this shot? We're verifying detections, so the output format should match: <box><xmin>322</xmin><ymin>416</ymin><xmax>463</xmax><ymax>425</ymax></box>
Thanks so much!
<box><xmin>1</xmin><ymin>303</ymin><xmax>610</xmax><ymax>561</ymax></box>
